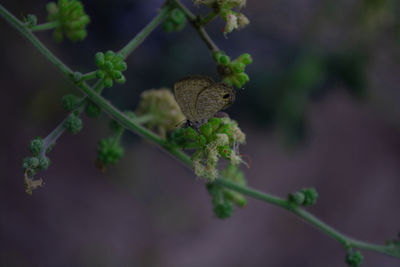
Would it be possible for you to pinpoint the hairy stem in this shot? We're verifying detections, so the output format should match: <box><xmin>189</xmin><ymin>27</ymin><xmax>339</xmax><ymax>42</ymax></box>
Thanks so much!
<box><xmin>1</xmin><ymin>2</ymin><xmax>399</xmax><ymax>260</ymax></box>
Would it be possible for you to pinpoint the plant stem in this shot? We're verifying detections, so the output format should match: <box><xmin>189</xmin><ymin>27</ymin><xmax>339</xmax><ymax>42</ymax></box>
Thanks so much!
<box><xmin>201</xmin><ymin>11</ymin><xmax>218</xmax><ymax>25</ymax></box>
<box><xmin>118</xmin><ymin>6</ymin><xmax>171</xmax><ymax>58</ymax></box>
<box><xmin>0</xmin><ymin>5</ymin><xmax>73</xmax><ymax>77</ymax></box>
<box><xmin>81</xmin><ymin>71</ymin><xmax>98</xmax><ymax>81</ymax></box>
<box><xmin>172</xmin><ymin>0</ymin><xmax>219</xmax><ymax>51</ymax></box>
<box><xmin>216</xmin><ymin>178</ymin><xmax>400</xmax><ymax>258</ymax></box>
<box><xmin>2</xmin><ymin>2</ymin><xmax>399</xmax><ymax>260</ymax></box>
<box><xmin>30</xmin><ymin>21</ymin><xmax>60</xmax><ymax>31</ymax></box>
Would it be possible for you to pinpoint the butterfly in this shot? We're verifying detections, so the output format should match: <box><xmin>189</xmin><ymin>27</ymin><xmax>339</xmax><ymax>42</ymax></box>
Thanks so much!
<box><xmin>174</xmin><ymin>75</ymin><xmax>235</xmax><ymax>126</ymax></box>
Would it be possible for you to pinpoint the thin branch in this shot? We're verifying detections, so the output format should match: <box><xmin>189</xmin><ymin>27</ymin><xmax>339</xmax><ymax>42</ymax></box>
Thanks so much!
<box><xmin>173</xmin><ymin>0</ymin><xmax>219</xmax><ymax>51</ymax></box>
<box><xmin>30</xmin><ymin>21</ymin><xmax>60</xmax><ymax>31</ymax></box>
<box><xmin>81</xmin><ymin>71</ymin><xmax>98</xmax><ymax>81</ymax></box>
<box><xmin>201</xmin><ymin>11</ymin><xmax>218</xmax><ymax>26</ymax></box>
<box><xmin>118</xmin><ymin>6</ymin><xmax>172</xmax><ymax>58</ymax></box>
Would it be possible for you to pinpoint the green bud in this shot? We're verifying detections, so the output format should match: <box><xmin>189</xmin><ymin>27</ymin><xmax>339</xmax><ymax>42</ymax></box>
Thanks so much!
<box><xmin>302</xmin><ymin>188</ymin><xmax>318</xmax><ymax>206</ymax></box>
<box><xmin>218</xmin><ymin>145</ymin><xmax>231</xmax><ymax>159</ymax></box>
<box><xmin>62</xmin><ymin>94</ymin><xmax>80</xmax><ymax>111</ymax></box>
<box><xmin>95</xmin><ymin>52</ymin><xmax>105</xmax><ymax>66</ymax></box>
<box><xmin>288</xmin><ymin>192</ymin><xmax>305</xmax><ymax>205</ymax></box>
<box><xmin>217</xmin><ymin>124</ymin><xmax>234</xmax><ymax>138</ymax></box>
<box><xmin>72</xmin><ymin>71</ymin><xmax>82</xmax><ymax>82</ymax></box>
<box><xmin>22</xmin><ymin>157</ymin><xmax>40</xmax><ymax>170</ymax></box>
<box><xmin>219</xmin><ymin>55</ymin><xmax>231</xmax><ymax>65</ymax></box>
<box><xmin>184</xmin><ymin>127</ymin><xmax>198</xmax><ymax>140</ymax></box>
<box><xmin>167</xmin><ymin>127</ymin><xmax>187</xmax><ymax>147</ymax></box>
<box><xmin>103</xmin><ymin>61</ymin><xmax>113</xmax><ymax>71</ymax></box>
<box><xmin>64</xmin><ymin>113</ymin><xmax>82</xmax><ymax>134</ymax></box>
<box><xmin>39</xmin><ymin>157</ymin><xmax>50</xmax><ymax>170</ymax></box>
<box><xmin>208</xmin><ymin>118</ymin><xmax>222</xmax><ymax>131</ymax></box>
<box><xmin>79</xmin><ymin>15</ymin><xmax>90</xmax><ymax>25</ymax></box>
<box><xmin>232</xmin><ymin>62</ymin><xmax>245</xmax><ymax>73</ymax></box>
<box><xmin>214</xmin><ymin>201</ymin><xmax>233</xmax><ymax>219</ymax></box>
<box><xmin>115</xmin><ymin>61</ymin><xmax>127</xmax><ymax>71</ymax></box>
<box><xmin>46</xmin><ymin>2</ymin><xmax>58</xmax><ymax>14</ymax></box>
<box><xmin>238</xmin><ymin>53</ymin><xmax>253</xmax><ymax>65</ymax></box>
<box><xmin>96</xmin><ymin>70</ymin><xmax>105</xmax><ymax>79</ymax></box>
<box><xmin>115</xmin><ymin>74</ymin><xmax>126</xmax><ymax>84</ymax></box>
<box><xmin>72</xmin><ymin>29</ymin><xmax>87</xmax><ymax>41</ymax></box>
<box><xmin>288</xmin><ymin>188</ymin><xmax>318</xmax><ymax>206</ymax></box>
<box><xmin>111</xmin><ymin>70</ymin><xmax>122</xmax><ymax>80</ymax></box>
<box><xmin>212</xmin><ymin>51</ymin><xmax>225</xmax><ymax>62</ymax></box>
<box><xmin>103</xmin><ymin>77</ymin><xmax>113</xmax><ymax>88</ymax></box>
<box><xmin>170</xmin><ymin>8</ymin><xmax>185</xmax><ymax>24</ymax></box>
<box><xmin>346</xmin><ymin>250</ymin><xmax>363</xmax><ymax>267</ymax></box>
<box><xmin>200</xmin><ymin>123</ymin><xmax>213</xmax><ymax>138</ymax></box>
<box><xmin>222</xmin><ymin>77</ymin><xmax>233</xmax><ymax>86</ymax></box>
<box><xmin>237</xmin><ymin>72</ymin><xmax>249</xmax><ymax>83</ymax></box>
<box><xmin>97</xmin><ymin>137</ymin><xmax>124</xmax><ymax>166</ymax></box>
<box><xmin>112</xmin><ymin>54</ymin><xmax>124</xmax><ymax>63</ymax></box>
<box><xmin>29</xmin><ymin>137</ymin><xmax>44</xmax><ymax>156</ymax></box>
<box><xmin>26</xmin><ymin>14</ymin><xmax>37</xmax><ymax>27</ymax></box>
<box><xmin>85</xmin><ymin>102</ymin><xmax>102</xmax><ymax>118</ymax></box>
<box><xmin>231</xmin><ymin>75</ymin><xmax>243</xmax><ymax>88</ymax></box>
<box><xmin>104</xmin><ymin>50</ymin><xmax>115</xmax><ymax>60</ymax></box>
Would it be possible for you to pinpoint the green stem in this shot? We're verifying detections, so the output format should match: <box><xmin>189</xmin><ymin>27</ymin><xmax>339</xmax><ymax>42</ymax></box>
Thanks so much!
<box><xmin>216</xmin><ymin>178</ymin><xmax>400</xmax><ymax>258</ymax></box>
<box><xmin>2</xmin><ymin>2</ymin><xmax>399</xmax><ymax>261</ymax></box>
<box><xmin>81</xmin><ymin>71</ymin><xmax>98</xmax><ymax>81</ymax></box>
<box><xmin>0</xmin><ymin>5</ymin><xmax>73</xmax><ymax>77</ymax></box>
<box><xmin>201</xmin><ymin>11</ymin><xmax>218</xmax><ymax>25</ymax></box>
<box><xmin>30</xmin><ymin>21</ymin><xmax>60</xmax><ymax>31</ymax></box>
<box><xmin>172</xmin><ymin>0</ymin><xmax>219</xmax><ymax>51</ymax></box>
<box><xmin>118</xmin><ymin>6</ymin><xmax>171</xmax><ymax>58</ymax></box>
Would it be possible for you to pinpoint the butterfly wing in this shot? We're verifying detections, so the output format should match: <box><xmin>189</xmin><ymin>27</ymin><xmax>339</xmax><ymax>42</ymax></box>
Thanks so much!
<box><xmin>195</xmin><ymin>83</ymin><xmax>235</xmax><ymax>122</ymax></box>
<box><xmin>174</xmin><ymin>76</ymin><xmax>214</xmax><ymax>122</ymax></box>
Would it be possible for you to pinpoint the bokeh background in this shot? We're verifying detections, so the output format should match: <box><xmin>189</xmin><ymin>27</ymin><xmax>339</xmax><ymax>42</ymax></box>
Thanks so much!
<box><xmin>1</xmin><ymin>0</ymin><xmax>400</xmax><ymax>266</ymax></box>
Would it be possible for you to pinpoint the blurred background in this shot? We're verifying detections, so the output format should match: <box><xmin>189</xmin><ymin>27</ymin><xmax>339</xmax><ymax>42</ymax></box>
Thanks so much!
<box><xmin>1</xmin><ymin>0</ymin><xmax>400</xmax><ymax>266</ymax></box>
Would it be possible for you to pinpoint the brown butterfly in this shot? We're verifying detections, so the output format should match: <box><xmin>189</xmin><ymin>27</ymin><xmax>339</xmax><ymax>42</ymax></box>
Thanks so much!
<box><xmin>174</xmin><ymin>75</ymin><xmax>235</xmax><ymax>125</ymax></box>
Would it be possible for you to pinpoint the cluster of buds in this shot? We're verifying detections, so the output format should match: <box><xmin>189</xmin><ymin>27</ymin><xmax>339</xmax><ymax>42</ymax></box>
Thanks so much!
<box><xmin>169</xmin><ymin>117</ymin><xmax>246</xmax><ymax>181</ymax></box>
<box><xmin>22</xmin><ymin>137</ymin><xmax>51</xmax><ymax>195</ymax></box>
<box><xmin>96</xmin><ymin>137</ymin><xmax>124</xmax><ymax>169</ymax></box>
<box><xmin>95</xmin><ymin>51</ymin><xmax>127</xmax><ymax>88</ymax></box>
<box><xmin>162</xmin><ymin>8</ymin><xmax>187</xmax><ymax>33</ymax></box>
<box><xmin>64</xmin><ymin>112</ymin><xmax>83</xmax><ymax>134</ymax></box>
<box><xmin>194</xmin><ymin>0</ymin><xmax>249</xmax><ymax>35</ymax></box>
<box><xmin>96</xmin><ymin>111</ymin><xmax>135</xmax><ymax>170</ymax></box>
<box><xmin>206</xmin><ymin>164</ymin><xmax>247</xmax><ymax>218</ymax></box>
<box><xmin>46</xmin><ymin>0</ymin><xmax>90</xmax><ymax>42</ymax></box>
<box><xmin>213</xmin><ymin>51</ymin><xmax>252</xmax><ymax>88</ymax></box>
<box><xmin>345</xmin><ymin>249</ymin><xmax>364</xmax><ymax>267</ymax></box>
<box><xmin>288</xmin><ymin>188</ymin><xmax>318</xmax><ymax>206</ymax></box>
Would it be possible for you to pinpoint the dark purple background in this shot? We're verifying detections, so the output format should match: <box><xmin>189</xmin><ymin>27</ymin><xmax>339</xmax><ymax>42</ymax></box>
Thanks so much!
<box><xmin>1</xmin><ymin>0</ymin><xmax>400</xmax><ymax>266</ymax></box>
